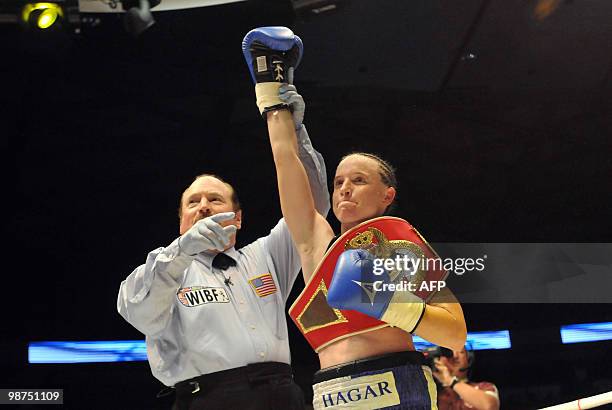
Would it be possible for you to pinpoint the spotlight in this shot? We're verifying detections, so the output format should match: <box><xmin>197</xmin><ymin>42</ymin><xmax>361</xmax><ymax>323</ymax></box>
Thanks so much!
<box><xmin>121</xmin><ymin>0</ymin><xmax>161</xmax><ymax>37</ymax></box>
<box><xmin>21</xmin><ymin>2</ymin><xmax>64</xmax><ymax>30</ymax></box>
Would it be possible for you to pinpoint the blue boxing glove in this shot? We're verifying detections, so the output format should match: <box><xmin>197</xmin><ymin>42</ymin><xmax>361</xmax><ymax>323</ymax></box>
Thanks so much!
<box><xmin>327</xmin><ymin>249</ymin><xmax>426</xmax><ymax>333</ymax></box>
<box><xmin>327</xmin><ymin>249</ymin><xmax>386</xmax><ymax>317</ymax></box>
<box><xmin>242</xmin><ymin>26</ymin><xmax>303</xmax><ymax>115</ymax></box>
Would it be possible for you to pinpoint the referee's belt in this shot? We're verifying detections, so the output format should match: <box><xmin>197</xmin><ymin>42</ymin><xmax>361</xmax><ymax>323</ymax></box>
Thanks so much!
<box><xmin>289</xmin><ymin>216</ymin><xmax>447</xmax><ymax>352</ymax></box>
<box><xmin>174</xmin><ymin>362</ymin><xmax>294</xmax><ymax>395</ymax></box>
<box><xmin>313</xmin><ymin>351</ymin><xmax>426</xmax><ymax>384</ymax></box>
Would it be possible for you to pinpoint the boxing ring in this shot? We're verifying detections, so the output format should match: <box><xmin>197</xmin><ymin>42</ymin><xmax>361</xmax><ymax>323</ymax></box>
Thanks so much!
<box><xmin>539</xmin><ymin>391</ymin><xmax>612</xmax><ymax>410</ymax></box>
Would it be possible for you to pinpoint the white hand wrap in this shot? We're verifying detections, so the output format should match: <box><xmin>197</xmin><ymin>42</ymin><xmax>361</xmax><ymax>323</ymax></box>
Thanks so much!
<box><xmin>380</xmin><ymin>291</ymin><xmax>426</xmax><ymax>333</ymax></box>
<box><xmin>255</xmin><ymin>82</ymin><xmax>285</xmax><ymax>114</ymax></box>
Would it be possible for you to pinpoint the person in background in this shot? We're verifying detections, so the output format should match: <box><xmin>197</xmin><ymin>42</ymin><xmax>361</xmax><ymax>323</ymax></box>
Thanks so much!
<box><xmin>434</xmin><ymin>346</ymin><xmax>500</xmax><ymax>410</ymax></box>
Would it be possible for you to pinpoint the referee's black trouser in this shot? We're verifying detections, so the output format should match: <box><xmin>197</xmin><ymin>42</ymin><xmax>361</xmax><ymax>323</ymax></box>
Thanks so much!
<box><xmin>172</xmin><ymin>362</ymin><xmax>305</xmax><ymax>410</ymax></box>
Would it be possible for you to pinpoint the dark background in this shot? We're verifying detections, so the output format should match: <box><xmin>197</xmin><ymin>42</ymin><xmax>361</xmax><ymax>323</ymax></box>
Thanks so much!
<box><xmin>2</xmin><ymin>0</ymin><xmax>611</xmax><ymax>408</ymax></box>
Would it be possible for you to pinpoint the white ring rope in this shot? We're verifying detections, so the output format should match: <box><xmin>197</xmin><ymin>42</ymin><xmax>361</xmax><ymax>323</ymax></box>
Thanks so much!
<box><xmin>538</xmin><ymin>391</ymin><xmax>612</xmax><ymax>410</ymax></box>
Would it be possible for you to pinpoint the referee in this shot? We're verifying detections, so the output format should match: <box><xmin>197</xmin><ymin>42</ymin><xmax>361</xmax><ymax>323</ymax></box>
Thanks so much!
<box><xmin>117</xmin><ymin>90</ymin><xmax>328</xmax><ymax>409</ymax></box>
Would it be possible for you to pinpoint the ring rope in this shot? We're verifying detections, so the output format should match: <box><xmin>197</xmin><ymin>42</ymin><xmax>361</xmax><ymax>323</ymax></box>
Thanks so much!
<box><xmin>538</xmin><ymin>391</ymin><xmax>612</xmax><ymax>410</ymax></box>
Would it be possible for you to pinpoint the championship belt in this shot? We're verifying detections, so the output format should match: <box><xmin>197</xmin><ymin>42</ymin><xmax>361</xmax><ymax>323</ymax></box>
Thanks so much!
<box><xmin>288</xmin><ymin>216</ymin><xmax>448</xmax><ymax>352</ymax></box>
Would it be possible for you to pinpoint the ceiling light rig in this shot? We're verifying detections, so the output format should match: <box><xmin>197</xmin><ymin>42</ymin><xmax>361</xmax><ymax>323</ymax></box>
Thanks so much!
<box><xmin>121</xmin><ymin>0</ymin><xmax>161</xmax><ymax>37</ymax></box>
<box><xmin>291</xmin><ymin>0</ymin><xmax>345</xmax><ymax>20</ymax></box>
<box><xmin>17</xmin><ymin>1</ymin><xmax>81</xmax><ymax>33</ymax></box>
<box><xmin>22</xmin><ymin>2</ymin><xmax>64</xmax><ymax>29</ymax></box>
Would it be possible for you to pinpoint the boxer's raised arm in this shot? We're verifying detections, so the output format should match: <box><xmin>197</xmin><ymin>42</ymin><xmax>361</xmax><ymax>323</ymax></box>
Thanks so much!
<box><xmin>267</xmin><ymin>110</ymin><xmax>333</xmax><ymax>258</ymax></box>
<box><xmin>243</xmin><ymin>27</ymin><xmax>333</xmax><ymax>277</ymax></box>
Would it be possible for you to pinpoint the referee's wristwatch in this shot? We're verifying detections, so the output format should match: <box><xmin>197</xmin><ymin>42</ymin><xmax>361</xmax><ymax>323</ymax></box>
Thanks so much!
<box><xmin>448</xmin><ymin>376</ymin><xmax>460</xmax><ymax>389</ymax></box>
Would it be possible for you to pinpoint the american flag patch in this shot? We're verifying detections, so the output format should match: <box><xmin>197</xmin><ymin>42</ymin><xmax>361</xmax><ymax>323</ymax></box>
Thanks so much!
<box><xmin>248</xmin><ymin>273</ymin><xmax>277</xmax><ymax>298</ymax></box>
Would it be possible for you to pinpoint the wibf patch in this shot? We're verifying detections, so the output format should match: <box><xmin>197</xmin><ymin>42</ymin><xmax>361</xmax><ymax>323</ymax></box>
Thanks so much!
<box><xmin>177</xmin><ymin>286</ymin><xmax>230</xmax><ymax>307</ymax></box>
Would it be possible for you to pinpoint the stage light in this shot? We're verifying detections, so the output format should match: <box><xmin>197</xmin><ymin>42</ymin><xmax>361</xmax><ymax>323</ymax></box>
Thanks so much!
<box><xmin>413</xmin><ymin>330</ymin><xmax>512</xmax><ymax>351</ymax></box>
<box><xmin>22</xmin><ymin>2</ymin><xmax>64</xmax><ymax>30</ymax></box>
<box><xmin>29</xmin><ymin>340</ymin><xmax>148</xmax><ymax>363</ymax></box>
<box><xmin>121</xmin><ymin>0</ymin><xmax>161</xmax><ymax>37</ymax></box>
<box><xmin>28</xmin><ymin>331</ymin><xmax>512</xmax><ymax>363</ymax></box>
<box><xmin>560</xmin><ymin>322</ymin><xmax>612</xmax><ymax>344</ymax></box>
<box><xmin>534</xmin><ymin>0</ymin><xmax>561</xmax><ymax>21</ymax></box>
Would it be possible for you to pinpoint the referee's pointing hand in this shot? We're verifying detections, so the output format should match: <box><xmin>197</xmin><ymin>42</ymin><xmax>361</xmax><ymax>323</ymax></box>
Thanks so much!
<box><xmin>178</xmin><ymin>212</ymin><xmax>237</xmax><ymax>255</ymax></box>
